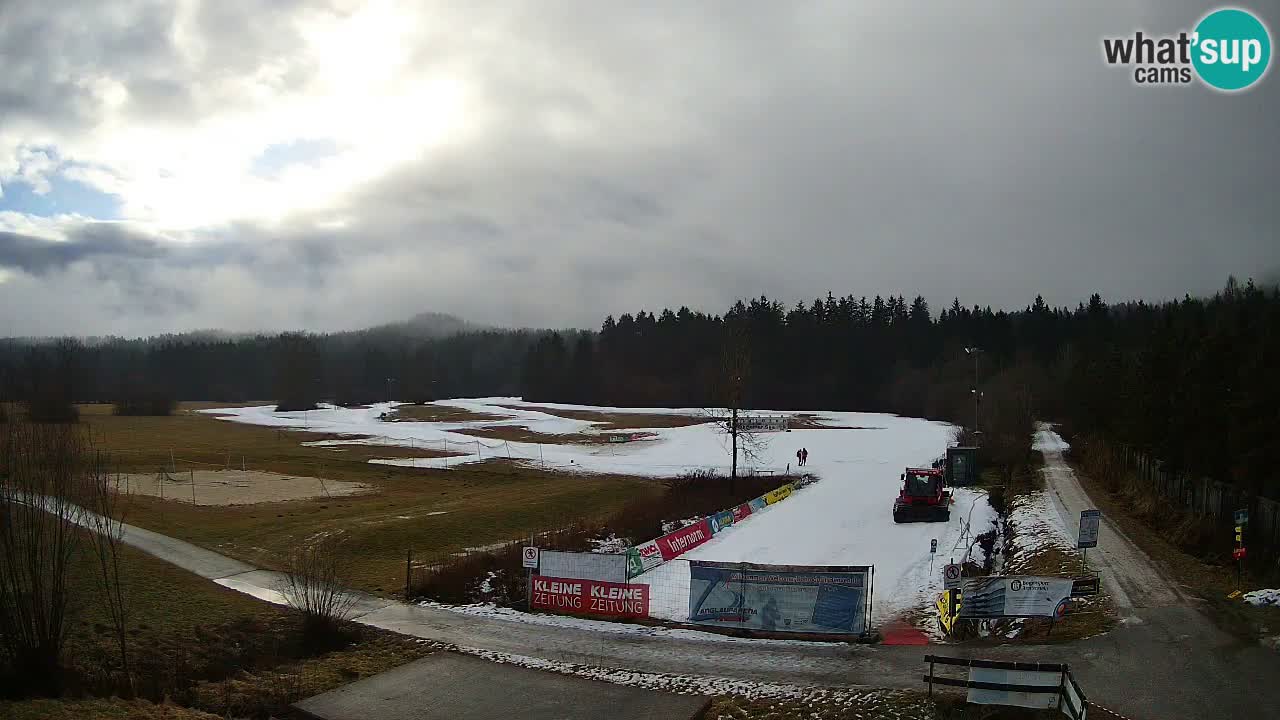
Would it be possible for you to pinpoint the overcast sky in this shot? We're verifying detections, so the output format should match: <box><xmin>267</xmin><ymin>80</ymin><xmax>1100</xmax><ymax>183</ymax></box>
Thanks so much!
<box><xmin>1</xmin><ymin>1</ymin><xmax>1276</xmax><ymax>337</ymax></box>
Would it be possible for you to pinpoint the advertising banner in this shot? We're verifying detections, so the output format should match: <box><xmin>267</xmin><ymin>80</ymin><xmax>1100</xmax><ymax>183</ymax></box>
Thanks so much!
<box><xmin>763</xmin><ymin>484</ymin><xmax>794</xmax><ymax>505</ymax></box>
<box><xmin>688</xmin><ymin>561</ymin><xmax>870</xmax><ymax>635</ymax></box>
<box><xmin>710</xmin><ymin>510</ymin><xmax>735</xmax><ymax>534</ymax></box>
<box><xmin>626</xmin><ymin>539</ymin><xmax>663</xmax><ymax>577</ymax></box>
<box><xmin>748</xmin><ymin>496</ymin><xmax>768</xmax><ymax>512</ymax></box>
<box><xmin>959</xmin><ymin>576</ymin><xmax>1074</xmax><ymax>619</ymax></box>
<box><xmin>531</xmin><ymin>576</ymin><xmax>649</xmax><ymax>618</ymax></box>
<box><xmin>538</xmin><ymin>550</ymin><xmax>628</xmax><ymax>584</ymax></box>
<box><xmin>731</xmin><ymin>503</ymin><xmax>753</xmax><ymax>523</ymax></box>
<box><xmin>656</xmin><ymin>518</ymin><xmax>712</xmax><ymax>561</ymax></box>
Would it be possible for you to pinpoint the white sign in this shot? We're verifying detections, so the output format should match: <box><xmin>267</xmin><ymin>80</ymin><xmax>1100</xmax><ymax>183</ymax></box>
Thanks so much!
<box><xmin>959</xmin><ymin>576</ymin><xmax>1075</xmax><ymax>618</ymax></box>
<box><xmin>735</xmin><ymin>415</ymin><xmax>789</xmax><ymax>432</ymax></box>
<box><xmin>967</xmin><ymin>667</ymin><xmax>1062</xmax><ymax>711</ymax></box>
<box><xmin>538</xmin><ymin>549</ymin><xmax>628</xmax><ymax>583</ymax></box>
<box><xmin>1078</xmin><ymin>510</ymin><xmax>1100</xmax><ymax>549</ymax></box>
<box><xmin>522</xmin><ymin>546</ymin><xmax>539</xmax><ymax>569</ymax></box>
<box><xmin>943</xmin><ymin>563</ymin><xmax>962</xmax><ymax>590</ymax></box>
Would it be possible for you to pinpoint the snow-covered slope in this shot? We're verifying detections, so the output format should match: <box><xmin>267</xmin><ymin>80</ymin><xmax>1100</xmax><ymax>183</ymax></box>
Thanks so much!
<box><xmin>203</xmin><ymin>398</ymin><xmax>996</xmax><ymax>620</ymax></box>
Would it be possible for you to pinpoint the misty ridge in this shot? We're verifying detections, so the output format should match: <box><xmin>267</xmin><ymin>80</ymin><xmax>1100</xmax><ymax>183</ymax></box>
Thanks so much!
<box><xmin>2</xmin><ymin>276</ymin><xmax>1279</xmax><ymax>502</ymax></box>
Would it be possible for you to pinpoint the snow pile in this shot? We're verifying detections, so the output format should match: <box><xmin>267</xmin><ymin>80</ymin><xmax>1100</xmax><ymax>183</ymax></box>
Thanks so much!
<box><xmin>1005</xmin><ymin>490</ymin><xmax>1076</xmax><ymax>562</ymax></box>
<box><xmin>452</xmin><ymin>644</ymin><xmax>929</xmax><ymax>713</ymax></box>
<box><xmin>1033</xmin><ymin>426</ymin><xmax>1071</xmax><ymax>452</ymax></box>
<box><xmin>1244</xmin><ymin>589</ymin><xmax>1280</xmax><ymax>608</ymax></box>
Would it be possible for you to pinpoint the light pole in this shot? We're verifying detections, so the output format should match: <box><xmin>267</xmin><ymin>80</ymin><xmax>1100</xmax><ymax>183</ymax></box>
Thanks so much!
<box><xmin>386</xmin><ymin>377</ymin><xmax>396</xmax><ymax>405</ymax></box>
<box><xmin>964</xmin><ymin>347</ymin><xmax>982</xmax><ymax>435</ymax></box>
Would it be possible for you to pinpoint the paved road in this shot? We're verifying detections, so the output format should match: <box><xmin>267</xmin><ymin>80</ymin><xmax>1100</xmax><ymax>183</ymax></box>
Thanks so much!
<box><xmin>293</xmin><ymin>653</ymin><xmax>708</xmax><ymax>720</ymax></box>
<box><xmin>100</xmin><ymin>438</ymin><xmax>1277</xmax><ymax>720</ymax></box>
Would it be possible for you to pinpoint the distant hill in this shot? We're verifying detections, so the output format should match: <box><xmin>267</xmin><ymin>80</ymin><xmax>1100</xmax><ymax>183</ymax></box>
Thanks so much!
<box><xmin>0</xmin><ymin>313</ymin><xmax>478</xmax><ymax>344</ymax></box>
<box><xmin>347</xmin><ymin>312</ymin><xmax>476</xmax><ymax>341</ymax></box>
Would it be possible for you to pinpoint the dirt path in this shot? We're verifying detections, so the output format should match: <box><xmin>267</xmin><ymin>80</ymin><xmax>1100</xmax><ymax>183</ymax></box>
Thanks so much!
<box><xmin>1033</xmin><ymin>423</ymin><xmax>1280</xmax><ymax>719</ymax></box>
<box><xmin>1034</xmin><ymin>426</ymin><xmax>1187</xmax><ymax>613</ymax></box>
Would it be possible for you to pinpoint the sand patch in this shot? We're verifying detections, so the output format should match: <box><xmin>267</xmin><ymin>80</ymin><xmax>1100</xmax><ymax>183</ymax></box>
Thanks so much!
<box><xmin>116</xmin><ymin>469</ymin><xmax>371</xmax><ymax>506</ymax></box>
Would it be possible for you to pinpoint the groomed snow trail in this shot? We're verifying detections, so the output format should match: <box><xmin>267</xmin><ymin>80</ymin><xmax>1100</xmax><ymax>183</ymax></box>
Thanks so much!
<box><xmin>205</xmin><ymin>399</ymin><xmax>997</xmax><ymax>620</ymax></box>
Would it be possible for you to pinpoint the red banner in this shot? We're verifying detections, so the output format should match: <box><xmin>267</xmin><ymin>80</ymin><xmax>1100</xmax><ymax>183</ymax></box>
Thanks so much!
<box><xmin>731</xmin><ymin>503</ymin><xmax>753</xmax><ymax>523</ymax></box>
<box><xmin>530</xmin><ymin>576</ymin><xmax>649</xmax><ymax>618</ymax></box>
<box><xmin>656</xmin><ymin>518</ymin><xmax>712</xmax><ymax>561</ymax></box>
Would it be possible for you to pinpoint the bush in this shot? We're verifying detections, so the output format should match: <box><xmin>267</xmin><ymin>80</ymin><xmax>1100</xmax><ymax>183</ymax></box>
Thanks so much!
<box><xmin>114</xmin><ymin>388</ymin><xmax>176</xmax><ymax>416</ymax></box>
<box><xmin>279</xmin><ymin>536</ymin><xmax>358</xmax><ymax>650</ymax></box>
<box><xmin>22</xmin><ymin>394</ymin><xmax>79</xmax><ymax>423</ymax></box>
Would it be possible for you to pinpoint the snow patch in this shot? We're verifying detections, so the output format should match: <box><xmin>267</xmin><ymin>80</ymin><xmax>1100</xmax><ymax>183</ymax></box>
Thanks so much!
<box><xmin>1244</xmin><ymin>589</ymin><xmax>1280</xmax><ymax>608</ymax></box>
<box><xmin>417</xmin><ymin>601</ymin><xmax>845</xmax><ymax>646</ymax></box>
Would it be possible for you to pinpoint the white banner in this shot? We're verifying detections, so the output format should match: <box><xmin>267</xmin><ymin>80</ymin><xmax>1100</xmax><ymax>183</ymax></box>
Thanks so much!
<box><xmin>967</xmin><ymin>667</ymin><xmax>1062</xmax><ymax>710</ymax></box>
<box><xmin>538</xmin><ymin>550</ymin><xmax>628</xmax><ymax>584</ymax></box>
<box><xmin>959</xmin><ymin>576</ymin><xmax>1075</xmax><ymax>619</ymax></box>
<box><xmin>626</xmin><ymin>539</ymin><xmax>664</xmax><ymax>577</ymax></box>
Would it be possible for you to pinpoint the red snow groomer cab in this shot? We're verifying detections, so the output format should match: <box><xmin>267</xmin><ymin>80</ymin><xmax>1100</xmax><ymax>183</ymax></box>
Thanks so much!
<box><xmin>892</xmin><ymin>467</ymin><xmax>951</xmax><ymax>523</ymax></box>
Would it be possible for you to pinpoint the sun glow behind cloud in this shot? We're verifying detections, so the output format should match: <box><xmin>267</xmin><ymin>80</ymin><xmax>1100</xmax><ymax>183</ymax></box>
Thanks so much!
<box><xmin>27</xmin><ymin>0</ymin><xmax>475</xmax><ymax>232</ymax></box>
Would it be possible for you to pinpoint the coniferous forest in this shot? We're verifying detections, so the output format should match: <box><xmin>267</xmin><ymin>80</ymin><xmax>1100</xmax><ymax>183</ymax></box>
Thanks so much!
<box><xmin>1</xmin><ymin>278</ymin><xmax>1277</xmax><ymax>498</ymax></box>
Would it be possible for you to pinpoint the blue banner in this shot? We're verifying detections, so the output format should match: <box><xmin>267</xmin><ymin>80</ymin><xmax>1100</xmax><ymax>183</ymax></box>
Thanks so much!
<box><xmin>688</xmin><ymin>561</ymin><xmax>871</xmax><ymax>635</ymax></box>
<box><xmin>748</xmin><ymin>496</ymin><xmax>768</xmax><ymax>512</ymax></box>
<box><xmin>709</xmin><ymin>510</ymin><xmax>735</xmax><ymax>534</ymax></box>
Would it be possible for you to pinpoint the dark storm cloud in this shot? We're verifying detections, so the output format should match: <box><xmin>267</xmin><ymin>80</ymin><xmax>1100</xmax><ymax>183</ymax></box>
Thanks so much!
<box><xmin>0</xmin><ymin>226</ymin><xmax>165</xmax><ymax>274</ymax></box>
<box><xmin>0</xmin><ymin>0</ymin><xmax>1277</xmax><ymax>337</ymax></box>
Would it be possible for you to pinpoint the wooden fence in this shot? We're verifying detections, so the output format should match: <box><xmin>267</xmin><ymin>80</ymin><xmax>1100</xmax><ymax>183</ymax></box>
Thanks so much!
<box><xmin>1117</xmin><ymin>445</ymin><xmax>1280</xmax><ymax>554</ymax></box>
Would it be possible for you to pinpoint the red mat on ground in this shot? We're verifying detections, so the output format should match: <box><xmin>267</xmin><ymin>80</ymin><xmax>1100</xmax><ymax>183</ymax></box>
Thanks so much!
<box><xmin>880</xmin><ymin>621</ymin><xmax>930</xmax><ymax>645</ymax></box>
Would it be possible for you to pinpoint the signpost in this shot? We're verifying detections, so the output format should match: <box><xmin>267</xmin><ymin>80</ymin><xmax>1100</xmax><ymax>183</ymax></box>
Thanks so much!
<box><xmin>943</xmin><ymin>563</ymin><xmax>962</xmax><ymax>590</ymax></box>
<box><xmin>1233</xmin><ymin>509</ymin><xmax>1248</xmax><ymax>590</ymax></box>
<box><xmin>930</xmin><ymin>538</ymin><xmax>938</xmax><ymax>573</ymax></box>
<box><xmin>1077</xmin><ymin>510</ymin><xmax>1100</xmax><ymax>569</ymax></box>
<box><xmin>522</xmin><ymin>546</ymin><xmax>540</xmax><ymax>569</ymax></box>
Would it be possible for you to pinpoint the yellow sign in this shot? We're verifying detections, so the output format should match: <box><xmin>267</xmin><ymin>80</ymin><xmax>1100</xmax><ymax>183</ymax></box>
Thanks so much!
<box><xmin>764</xmin><ymin>484</ymin><xmax>794</xmax><ymax>505</ymax></box>
<box><xmin>937</xmin><ymin>589</ymin><xmax>962</xmax><ymax>635</ymax></box>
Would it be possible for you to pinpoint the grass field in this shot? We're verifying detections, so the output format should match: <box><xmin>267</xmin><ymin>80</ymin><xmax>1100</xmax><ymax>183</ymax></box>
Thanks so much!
<box><xmin>494</xmin><ymin>403</ymin><xmax>709</xmax><ymax>430</ymax></box>
<box><xmin>1</xmin><ymin>539</ymin><xmax>431</xmax><ymax>719</ymax></box>
<box><xmin>79</xmin><ymin>403</ymin><xmax>661</xmax><ymax>595</ymax></box>
<box><xmin>386</xmin><ymin>403</ymin><xmax>509</xmax><ymax>423</ymax></box>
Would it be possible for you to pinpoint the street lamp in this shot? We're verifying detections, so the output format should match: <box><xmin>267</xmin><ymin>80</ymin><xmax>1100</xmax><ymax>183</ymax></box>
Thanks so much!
<box><xmin>964</xmin><ymin>347</ymin><xmax>982</xmax><ymax>435</ymax></box>
<box><xmin>386</xmin><ymin>377</ymin><xmax>396</xmax><ymax>405</ymax></box>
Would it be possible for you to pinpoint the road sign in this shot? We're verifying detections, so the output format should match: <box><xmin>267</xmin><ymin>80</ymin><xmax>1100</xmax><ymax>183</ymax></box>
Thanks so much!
<box><xmin>522</xmin><ymin>546</ymin><xmax>539</xmax><ymax>569</ymax></box>
<box><xmin>930</xmin><ymin>539</ymin><xmax>938</xmax><ymax>554</ymax></box>
<box><xmin>1235</xmin><ymin>508</ymin><xmax>1249</xmax><ymax>526</ymax></box>
<box><xmin>943</xmin><ymin>563</ymin><xmax>962</xmax><ymax>590</ymax></box>
<box><xmin>1070</xmin><ymin>576</ymin><xmax>1100</xmax><ymax>597</ymax></box>
<box><xmin>1233</xmin><ymin>547</ymin><xmax>1247</xmax><ymax>560</ymax></box>
<box><xmin>1078</xmin><ymin>510</ymin><xmax>1101</xmax><ymax>549</ymax></box>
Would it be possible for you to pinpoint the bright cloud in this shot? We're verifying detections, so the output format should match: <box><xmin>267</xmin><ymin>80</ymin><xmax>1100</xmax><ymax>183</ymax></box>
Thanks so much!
<box><xmin>0</xmin><ymin>0</ymin><xmax>1276</xmax><ymax>337</ymax></box>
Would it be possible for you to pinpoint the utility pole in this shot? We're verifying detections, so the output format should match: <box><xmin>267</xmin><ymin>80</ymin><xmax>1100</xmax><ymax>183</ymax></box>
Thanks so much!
<box><xmin>964</xmin><ymin>347</ymin><xmax>983</xmax><ymax>435</ymax></box>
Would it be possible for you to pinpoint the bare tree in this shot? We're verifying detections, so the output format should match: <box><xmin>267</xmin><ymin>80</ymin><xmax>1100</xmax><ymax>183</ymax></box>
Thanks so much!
<box><xmin>704</xmin><ymin>323</ymin><xmax>768</xmax><ymax>493</ymax></box>
<box><xmin>82</xmin><ymin>453</ymin><xmax>132</xmax><ymax>695</ymax></box>
<box><xmin>0</xmin><ymin>420</ymin><xmax>93</xmax><ymax>695</ymax></box>
<box><xmin>279</xmin><ymin>534</ymin><xmax>358</xmax><ymax>643</ymax></box>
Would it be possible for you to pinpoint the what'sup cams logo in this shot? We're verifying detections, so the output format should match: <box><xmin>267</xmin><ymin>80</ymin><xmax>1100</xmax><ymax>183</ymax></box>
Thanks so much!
<box><xmin>1103</xmin><ymin>7</ymin><xmax>1271</xmax><ymax>91</ymax></box>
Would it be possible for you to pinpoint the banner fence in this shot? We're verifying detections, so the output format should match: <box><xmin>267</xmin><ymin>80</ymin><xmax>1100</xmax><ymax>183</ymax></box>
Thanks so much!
<box><xmin>687</xmin><ymin>561</ymin><xmax>873</xmax><ymax>637</ymax></box>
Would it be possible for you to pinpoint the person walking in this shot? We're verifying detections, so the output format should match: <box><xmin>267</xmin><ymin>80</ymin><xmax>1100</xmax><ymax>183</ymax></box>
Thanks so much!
<box><xmin>796</xmin><ymin>448</ymin><xmax>803</xmax><ymax>467</ymax></box>
<box><xmin>801</xmin><ymin>448</ymin><xmax>809</xmax><ymax>466</ymax></box>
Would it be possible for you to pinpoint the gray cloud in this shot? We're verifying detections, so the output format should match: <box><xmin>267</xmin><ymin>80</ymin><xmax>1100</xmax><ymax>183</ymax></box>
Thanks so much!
<box><xmin>0</xmin><ymin>0</ymin><xmax>1278</xmax><ymax>337</ymax></box>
